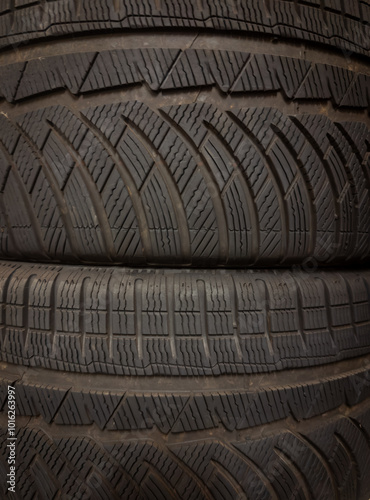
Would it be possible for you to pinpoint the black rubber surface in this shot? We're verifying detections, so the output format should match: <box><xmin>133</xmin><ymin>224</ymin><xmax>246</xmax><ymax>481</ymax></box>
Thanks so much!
<box><xmin>1</xmin><ymin>357</ymin><xmax>370</xmax><ymax>498</ymax></box>
<box><xmin>1</xmin><ymin>38</ymin><xmax>370</xmax><ymax>107</ymax></box>
<box><xmin>0</xmin><ymin>4</ymin><xmax>370</xmax><ymax>267</ymax></box>
<box><xmin>0</xmin><ymin>0</ymin><xmax>369</xmax><ymax>58</ymax></box>
<box><xmin>2</xmin><ymin>356</ymin><xmax>370</xmax><ymax>433</ymax></box>
<box><xmin>0</xmin><ymin>262</ymin><xmax>369</xmax><ymax>498</ymax></box>
<box><xmin>1</xmin><ymin>86</ymin><xmax>370</xmax><ymax>266</ymax></box>
<box><xmin>0</xmin><ymin>6</ymin><xmax>370</xmax><ymax>267</ymax></box>
<box><xmin>0</xmin><ymin>3</ymin><xmax>370</xmax><ymax>497</ymax></box>
<box><xmin>0</xmin><ymin>261</ymin><xmax>369</xmax><ymax>375</ymax></box>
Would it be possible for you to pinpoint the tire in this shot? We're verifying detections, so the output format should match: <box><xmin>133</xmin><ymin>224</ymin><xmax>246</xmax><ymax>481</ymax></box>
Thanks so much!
<box><xmin>0</xmin><ymin>262</ymin><xmax>369</xmax><ymax>374</ymax></box>
<box><xmin>1</xmin><ymin>364</ymin><xmax>370</xmax><ymax>500</ymax></box>
<box><xmin>0</xmin><ymin>0</ymin><xmax>369</xmax><ymax>57</ymax></box>
<box><xmin>0</xmin><ymin>33</ymin><xmax>370</xmax><ymax>266</ymax></box>
<box><xmin>1</xmin><ymin>2</ymin><xmax>370</xmax><ymax>498</ymax></box>
<box><xmin>0</xmin><ymin>262</ymin><xmax>370</xmax><ymax>498</ymax></box>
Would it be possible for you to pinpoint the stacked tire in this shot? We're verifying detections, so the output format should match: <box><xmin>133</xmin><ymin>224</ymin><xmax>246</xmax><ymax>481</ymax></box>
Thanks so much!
<box><xmin>0</xmin><ymin>1</ymin><xmax>370</xmax><ymax>498</ymax></box>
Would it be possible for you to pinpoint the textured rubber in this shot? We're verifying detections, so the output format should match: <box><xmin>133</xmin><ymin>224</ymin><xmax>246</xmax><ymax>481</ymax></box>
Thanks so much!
<box><xmin>1</xmin><ymin>11</ymin><xmax>370</xmax><ymax>267</ymax></box>
<box><xmin>2</xmin><ymin>43</ymin><xmax>370</xmax><ymax>106</ymax></box>
<box><xmin>1</xmin><ymin>360</ymin><xmax>370</xmax><ymax>499</ymax></box>
<box><xmin>0</xmin><ymin>0</ymin><xmax>370</xmax><ymax>58</ymax></box>
<box><xmin>1</xmin><ymin>91</ymin><xmax>370</xmax><ymax>265</ymax></box>
<box><xmin>0</xmin><ymin>261</ymin><xmax>369</xmax><ymax>375</ymax></box>
<box><xmin>0</xmin><ymin>5</ymin><xmax>370</xmax><ymax>267</ymax></box>
<box><xmin>1</xmin><ymin>3</ymin><xmax>370</xmax><ymax>497</ymax></box>
<box><xmin>2</xmin><ymin>356</ymin><xmax>370</xmax><ymax>432</ymax></box>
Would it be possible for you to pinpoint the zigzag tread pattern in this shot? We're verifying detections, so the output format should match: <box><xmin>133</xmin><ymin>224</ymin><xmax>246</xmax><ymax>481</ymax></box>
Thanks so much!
<box><xmin>0</xmin><ymin>48</ymin><xmax>370</xmax><ymax>108</ymax></box>
<box><xmin>0</xmin><ymin>261</ymin><xmax>369</xmax><ymax>375</ymax></box>
<box><xmin>0</xmin><ymin>0</ymin><xmax>369</xmax><ymax>57</ymax></box>
<box><xmin>0</xmin><ymin>101</ymin><xmax>369</xmax><ymax>266</ymax></box>
<box><xmin>5</xmin><ymin>360</ymin><xmax>370</xmax><ymax>433</ymax></box>
<box><xmin>1</xmin><ymin>401</ymin><xmax>370</xmax><ymax>499</ymax></box>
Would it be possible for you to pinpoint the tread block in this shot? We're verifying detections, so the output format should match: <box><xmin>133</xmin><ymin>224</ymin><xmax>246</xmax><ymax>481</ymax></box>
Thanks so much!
<box><xmin>0</xmin><ymin>0</ymin><xmax>369</xmax><ymax>59</ymax></box>
<box><xmin>1</xmin><ymin>48</ymin><xmax>370</xmax><ymax>108</ymax></box>
<box><xmin>0</xmin><ymin>262</ymin><xmax>369</xmax><ymax>375</ymax></box>
<box><xmin>0</xmin><ymin>90</ymin><xmax>369</xmax><ymax>265</ymax></box>
<box><xmin>4</xmin><ymin>404</ymin><xmax>370</xmax><ymax>500</ymax></box>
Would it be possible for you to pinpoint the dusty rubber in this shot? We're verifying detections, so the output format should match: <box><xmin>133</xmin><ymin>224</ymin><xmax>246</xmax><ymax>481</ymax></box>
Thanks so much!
<box><xmin>0</xmin><ymin>33</ymin><xmax>370</xmax><ymax>265</ymax></box>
